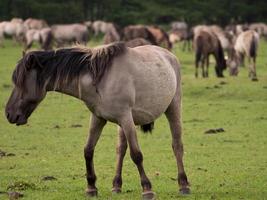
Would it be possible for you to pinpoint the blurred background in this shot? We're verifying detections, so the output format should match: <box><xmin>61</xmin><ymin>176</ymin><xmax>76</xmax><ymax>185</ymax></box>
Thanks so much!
<box><xmin>1</xmin><ymin>0</ymin><xmax>267</xmax><ymax>26</ymax></box>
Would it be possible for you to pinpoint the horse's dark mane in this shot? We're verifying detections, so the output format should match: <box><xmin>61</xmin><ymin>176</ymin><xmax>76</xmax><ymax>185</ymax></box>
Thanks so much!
<box><xmin>13</xmin><ymin>42</ymin><xmax>126</xmax><ymax>90</ymax></box>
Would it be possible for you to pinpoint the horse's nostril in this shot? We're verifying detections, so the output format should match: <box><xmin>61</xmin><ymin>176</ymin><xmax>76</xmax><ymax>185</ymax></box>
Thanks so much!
<box><xmin>15</xmin><ymin>115</ymin><xmax>20</xmax><ymax>122</ymax></box>
<box><xmin>6</xmin><ymin>113</ymin><xmax>9</xmax><ymax>119</ymax></box>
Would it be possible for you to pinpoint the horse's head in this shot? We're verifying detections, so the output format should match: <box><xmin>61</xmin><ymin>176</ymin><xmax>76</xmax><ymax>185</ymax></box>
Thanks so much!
<box><xmin>5</xmin><ymin>52</ymin><xmax>47</xmax><ymax>125</ymax></box>
<box><xmin>226</xmin><ymin>47</ymin><xmax>239</xmax><ymax>76</ymax></box>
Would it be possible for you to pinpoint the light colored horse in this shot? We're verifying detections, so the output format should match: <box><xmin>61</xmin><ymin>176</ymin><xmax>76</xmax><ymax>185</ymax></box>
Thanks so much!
<box><xmin>5</xmin><ymin>42</ymin><xmax>190</xmax><ymax>199</ymax></box>
<box><xmin>24</xmin><ymin>28</ymin><xmax>52</xmax><ymax>50</ymax></box>
<box><xmin>92</xmin><ymin>20</ymin><xmax>113</xmax><ymax>35</ymax></box>
<box><xmin>249</xmin><ymin>23</ymin><xmax>267</xmax><ymax>38</ymax></box>
<box><xmin>0</xmin><ymin>20</ymin><xmax>27</xmax><ymax>46</ymax></box>
<box><xmin>24</xmin><ymin>18</ymin><xmax>48</xmax><ymax>30</ymax></box>
<box><xmin>228</xmin><ymin>30</ymin><xmax>259</xmax><ymax>81</ymax></box>
<box><xmin>51</xmin><ymin>24</ymin><xmax>89</xmax><ymax>47</ymax></box>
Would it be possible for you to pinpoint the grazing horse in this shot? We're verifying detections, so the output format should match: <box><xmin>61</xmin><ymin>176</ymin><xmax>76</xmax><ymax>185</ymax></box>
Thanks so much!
<box><xmin>5</xmin><ymin>42</ymin><xmax>190</xmax><ymax>199</ymax></box>
<box><xmin>24</xmin><ymin>28</ymin><xmax>52</xmax><ymax>51</ymax></box>
<box><xmin>228</xmin><ymin>30</ymin><xmax>259</xmax><ymax>81</ymax></box>
<box><xmin>51</xmin><ymin>24</ymin><xmax>89</xmax><ymax>47</ymax></box>
<box><xmin>125</xmin><ymin>38</ymin><xmax>151</xmax><ymax>48</ymax></box>
<box><xmin>193</xmin><ymin>30</ymin><xmax>226</xmax><ymax>78</ymax></box>
<box><xmin>24</xmin><ymin>18</ymin><xmax>48</xmax><ymax>30</ymax></box>
<box><xmin>122</xmin><ymin>25</ymin><xmax>157</xmax><ymax>45</ymax></box>
<box><xmin>147</xmin><ymin>26</ymin><xmax>172</xmax><ymax>50</ymax></box>
<box><xmin>0</xmin><ymin>20</ymin><xmax>26</xmax><ymax>46</ymax></box>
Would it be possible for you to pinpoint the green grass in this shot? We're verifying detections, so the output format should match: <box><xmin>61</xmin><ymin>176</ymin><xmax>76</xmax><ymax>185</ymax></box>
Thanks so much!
<box><xmin>0</xmin><ymin>39</ymin><xmax>267</xmax><ymax>200</ymax></box>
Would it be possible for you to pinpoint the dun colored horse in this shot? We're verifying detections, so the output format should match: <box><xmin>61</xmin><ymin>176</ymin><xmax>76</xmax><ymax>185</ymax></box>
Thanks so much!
<box><xmin>228</xmin><ymin>30</ymin><xmax>259</xmax><ymax>81</ymax></box>
<box><xmin>5</xmin><ymin>42</ymin><xmax>190</xmax><ymax>199</ymax></box>
<box><xmin>193</xmin><ymin>30</ymin><xmax>226</xmax><ymax>78</ymax></box>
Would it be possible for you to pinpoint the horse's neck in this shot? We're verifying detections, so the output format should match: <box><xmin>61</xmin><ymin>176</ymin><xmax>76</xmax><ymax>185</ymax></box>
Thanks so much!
<box><xmin>46</xmin><ymin>73</ymin><xmax>100</xmax><ymax>108</ymax></box>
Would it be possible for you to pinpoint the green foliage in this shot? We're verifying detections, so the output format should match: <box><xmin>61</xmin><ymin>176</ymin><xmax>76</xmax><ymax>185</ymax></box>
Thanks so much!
<box><xmin>1</xmin><ymin>0</ymin><xmax>267</xmax><ymax>25</ymax></box>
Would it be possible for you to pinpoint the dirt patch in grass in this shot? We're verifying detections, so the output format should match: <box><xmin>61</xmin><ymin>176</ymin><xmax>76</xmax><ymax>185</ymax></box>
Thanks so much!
<box><xmin>7</xmin><ymin>181</ymin><xmax>36</xmax><ymax>191</ymax></box>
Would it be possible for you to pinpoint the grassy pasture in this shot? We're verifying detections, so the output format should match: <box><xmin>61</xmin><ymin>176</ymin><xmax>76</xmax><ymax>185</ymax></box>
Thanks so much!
<box><xmin>0</xmin><ymin>39</ymin><xmax>267</xmax><ymax>200</ymax></box>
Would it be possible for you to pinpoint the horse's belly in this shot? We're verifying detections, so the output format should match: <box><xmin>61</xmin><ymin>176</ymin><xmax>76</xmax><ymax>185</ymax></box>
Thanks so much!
<box><xmin>132</xmin><ymin>63</ymin><xmax>177</xmax><ymax>125</ymax></box>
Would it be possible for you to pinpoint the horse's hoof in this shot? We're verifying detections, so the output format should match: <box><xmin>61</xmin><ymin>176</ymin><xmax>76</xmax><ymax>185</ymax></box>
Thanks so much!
<box><xmin>179</xmin><ymin>187</ymin><xmax>190</xmax><ymax>195</ymax></box>
<box><xmin>142</xmin><ymin>191</ymin><xmax>156</xmax><ymax>200</ymax></box>
<box><xmin>251</xmin><ymin>78</ymin><xmax>258</xmax><ymax>82</ymax></box>
<box><xmin>111</xmin><ymin>187</ymin><xmax>121</xmax><ymax>194</ymax></box>
<box><xmin>85</xmin><ymin>188</ymin><xmax>98</xmax><ymax>197</ymax></box>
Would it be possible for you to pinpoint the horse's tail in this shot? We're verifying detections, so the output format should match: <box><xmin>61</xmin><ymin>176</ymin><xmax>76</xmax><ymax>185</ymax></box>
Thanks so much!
<box><xmin>249</xmin><ymin>34</ymin><xmax>257</xmax><ymax>58</ymax></box>
<box><xmin>195</xmin><ymin>36</ymin><xmax>203</xmax><ymax>64</ymax></box>
<box><xmin>217</xmin><ymin>40</ymin><xmax>226</xmax><ymax>70</ymax></box>
<box><xmin>42</xmin><ymin>31</ymin><xmax>53</xmax><ymax>50</ymax></box>
<box><xmin>140</xmin><ymin>122</ymin><xmax>154</xmax><ymax>133</ymax></box>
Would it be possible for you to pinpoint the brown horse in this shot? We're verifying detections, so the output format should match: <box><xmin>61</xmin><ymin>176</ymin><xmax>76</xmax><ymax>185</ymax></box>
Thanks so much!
<box><xmin>147</xmin><ymin>26</ymin><xmax>172</xmax><ymax>50</ymax></box>
<box><xmin>193</xmin><ymin>30</ymin><xmax>226</xmax><ymax>78</ymax></box>
<box><xmin>5</xmin><ymin>42</ymin><xmax>190</xmax><ymax>199</ymax></box>
<box><xmin>125</xmin><ymin>38</ymin><xmax>151</xmax><ymax>48</ymax></box>
<box><xmin>122</xmin><ymin>25</ymin><xmax>157</xmax><ymax>45</ymax></box>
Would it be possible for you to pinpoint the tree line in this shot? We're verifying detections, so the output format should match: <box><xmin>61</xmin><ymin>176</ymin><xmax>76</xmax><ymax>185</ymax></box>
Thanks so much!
<box><xmin>1</xmin><ymin>0</ymin><xmax>267</xmax><ymax>26</ymax></box>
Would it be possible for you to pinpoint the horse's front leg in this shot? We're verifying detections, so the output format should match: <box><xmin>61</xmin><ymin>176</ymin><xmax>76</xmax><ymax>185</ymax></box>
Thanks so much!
<box><xmin>112</xmin><ymin>127</ymin><xmax>128</xmax><ymax>193</ymax></box>
<box><xmin>84</xmin><ymin>114</ymin><xmax>106</xmax><ymax>197</ymax></box>
<box><xmin>120</xmin><ymin>112</ymin><xmax>155</xmax><ymax>200</ymax></box>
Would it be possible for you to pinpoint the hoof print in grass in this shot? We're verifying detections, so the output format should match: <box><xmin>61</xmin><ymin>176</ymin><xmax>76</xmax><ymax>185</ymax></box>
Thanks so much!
<box><xmin>0</xmin><ymin>150</ymin><xmax>16</xmax><ymax>158</ymax></box>
<box><xmin>7</xmin><ymin>181</ymin><xmax>35</xmax><ymax>191</ymax></box>
<box><xmin>6</xmin><ymin>153</ymin><xmax>16</xmax><ymax>157</ymax></box>
<box><xmin>219</xmin><ymin>81</ymin><xmax>227</xmax><ymax>85</ymax></box>
<box><xmin>70</xmin><ymin>124</ymin><xmax>83</xmax><ymax>128</ymax></box>
<box><xmin>204</xmin><ymin>128</ymin><xmax>225</xmax><ymax>134</ymax></box>
<box><xmin>213</xmin><ymin>85</ymin><xmax>221</xmax><ymax>89</ymax></box>
<box><xmin>2</xmin><ymin>84</ymin><xmax>11</xmax><ymax>89</ymax></box>
<box><xmin>197</xmin><ymin>167</ymin><xmax>208</xmax><ymax>172</ymax></box>
<box><xmin>42</xmin><ymin>176</ymin><xmax>57</xmax><ymax>181</ymax></box>
<box><xmin>8</xmin><ymin>191</ymin><xmax>23</xmax><ymax>199</ymax></box>
<box><xmin>0</xmin><ymin>150</ymin><xmax>6</xmax><ymax>157</ymax></box>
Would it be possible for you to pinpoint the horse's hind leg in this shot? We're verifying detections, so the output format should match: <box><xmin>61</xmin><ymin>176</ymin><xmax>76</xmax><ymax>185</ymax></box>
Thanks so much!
<box><xmin>206</xmin><ymin>56</ymin><xmax>210</xmax><ymax>77</ymax></box>
<box><xmin>84</xmin><ymin>114</ymin><xmax>106</xmax><ymax>197</ymax></box>
<box><xmin>119</xmin><ymin>112</ymin><xmax>155</xmax><ymax>200</ymax></box>
<box><xmin>165</xmin><ymin>96</ymin><xmax>190</xmax><ymax>194</ymax></box>
<box><xmin>201</xmin><ymin>56</ymin><xmax>205</xmax><ymax>78</ymax></box>
<box><xmin>249</xmin><ymin>56</ymin><xmax>258</xmax><ymax>81</ymax></box>
<box><xmin>112</xmin><ymin>127</ymin><xmax>128</xmax><ymax>193</ymax></box>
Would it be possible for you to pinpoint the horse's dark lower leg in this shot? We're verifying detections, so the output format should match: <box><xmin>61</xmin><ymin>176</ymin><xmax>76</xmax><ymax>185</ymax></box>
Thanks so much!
<box><xmin>120</xmin><ymin>112</ymin><xmax>154</xmax><ymax>199</ymax></box>
<box><xmin>112</xmin><ymin>127</ymin><xmax>127</xmax><ymax>193</ymax></box>
<box><xmin>201</xmin><ymin>57</ymin><xmax>205</xmax><ymax>78</ymax></box>
<box><xmin>165</xmin><ymin>97</ymin><xmax>190</xmax><ymax>194</ymax></box>
<box><xmin>250</xmin><ymin>57</ymin><xmax>258</xmax><ymax>81</ymax></box>
<box><xmin>195</xmin><ymin>57</ymin><xmax>200</xmax><ymax>78</ymax></box>
<box><xmin>206</xmin><ymin>56</ymin><xmax>209</xmax><ymax>77</ymax></box>
<box><xmin>84</xmin><ymin>115</ymin><xmax>106</xmax><ymax>197</ymax></box>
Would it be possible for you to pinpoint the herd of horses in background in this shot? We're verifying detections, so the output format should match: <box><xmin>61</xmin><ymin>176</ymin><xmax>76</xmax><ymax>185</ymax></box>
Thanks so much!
<box><xmin>1</xmin><ymin>18</ymin><xmax>266</xmax><ymax>81</ymax></box>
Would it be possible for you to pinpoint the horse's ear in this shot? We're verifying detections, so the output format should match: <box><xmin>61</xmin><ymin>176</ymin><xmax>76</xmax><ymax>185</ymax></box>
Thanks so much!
<box><xmin>25</xmin><ymin>53</ymin><xmax>43</xmax><ymax>70</ymax></box>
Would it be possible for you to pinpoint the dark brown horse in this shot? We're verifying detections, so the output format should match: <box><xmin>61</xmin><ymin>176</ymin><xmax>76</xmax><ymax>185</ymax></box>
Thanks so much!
<box><xmin>193</xmin><ymin>30</ymin><xmax>226</xmax><ymax>78</ymax></box>
<box><xmin>5</xmin><ymin>42</ymin><xmax>190</xmax><ymax>199</ymax></box>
